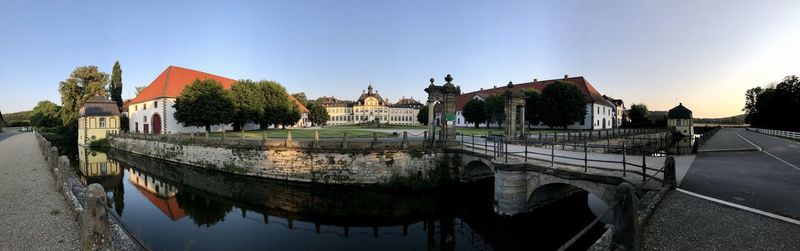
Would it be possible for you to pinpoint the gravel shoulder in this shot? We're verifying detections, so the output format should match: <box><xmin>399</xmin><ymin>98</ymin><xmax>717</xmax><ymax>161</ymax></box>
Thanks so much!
<box><xmin>0</xmin><ymin>132</ymin><xmax>80</xmax><ymax>250</ymax></box>
<box><xmin>643</xmin><ymin>191</ymin><xmax>800</xmax><ymax>250</ymax></box>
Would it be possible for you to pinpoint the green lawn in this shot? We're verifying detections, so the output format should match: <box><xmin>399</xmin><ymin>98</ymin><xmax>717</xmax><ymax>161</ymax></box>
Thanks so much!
<box><xmin>456</xmin><ymin>127</ymin><xmax>556</xmax><ymax>136</ymax></box>
<box><xmin>456</xmin><ymin>127</ymin><xmax>506</xmax><ymax>136</ymax></box>
<box><xmin>324</xmin><ymin>124</ymin><xmax>427</xmax><ymax>130</ymax></box>
<box><xmin>209</xmin><ymin>129</ymin><xmax>396</xmax><ymax>139</ymax></box>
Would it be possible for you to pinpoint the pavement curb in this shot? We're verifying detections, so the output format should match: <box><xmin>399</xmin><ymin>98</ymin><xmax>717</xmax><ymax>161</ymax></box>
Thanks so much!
<box><xmin>696</xmin><ymin>147</ymin><xmax>761</xmax><ymax>153</ymax></box>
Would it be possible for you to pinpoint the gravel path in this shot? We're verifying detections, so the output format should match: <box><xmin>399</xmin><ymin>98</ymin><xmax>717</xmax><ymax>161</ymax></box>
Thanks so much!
<box><xmin>0</xmin><ymin>132</ymin><xmax>80</xmax><ymax>250</ymax></box>
<box><xmin>643</xmin><ymin>191</ymin><xmax>800</xmax><ymax>250</ymax></box>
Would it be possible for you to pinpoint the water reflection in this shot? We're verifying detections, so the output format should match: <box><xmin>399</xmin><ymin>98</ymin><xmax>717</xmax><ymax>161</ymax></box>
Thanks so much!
<box><xmin>75</xmin><ymin>148</ymin><xmax>605</xmax><ymax>250</ymax></box>
<box><xmin>78</xmin><ymin>147</ymin><xmax>125</xmax><ymax>216</ymax></box>
<box><xmin>78</xmin><ymin>147</ymin><xmax>122</xmax><ymax>188</ymax></box>
<box><xmin>128</xmin><ymin>169</ymin><xmax>187</xmax><ymax>221</ymax></box>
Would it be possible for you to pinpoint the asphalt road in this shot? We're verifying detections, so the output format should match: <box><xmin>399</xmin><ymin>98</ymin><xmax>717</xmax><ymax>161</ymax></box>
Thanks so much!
<box><xmin>0</xmin><ymin>130</ymin><xmax>18</xmax><ymax>143</ymax></box>
<box><xmin>643</xmin><ymin>191</ymin><xmax>800</xmax><ymax>250</ymax></box>
<box><xmin>680</xmin><ymin>128</ymin><xmax>800</xmax><ymax>219</ymax></box>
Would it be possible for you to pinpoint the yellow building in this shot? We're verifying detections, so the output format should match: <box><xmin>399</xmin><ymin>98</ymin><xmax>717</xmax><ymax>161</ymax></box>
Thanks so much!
<box><xmin>78</xmin><ymin>147</ymin><xmax>122</xmax><ymax>188</ymax></box>
<box><xmin>322</xmin><ymin>84</ymin><xmax>423</xmax><ymax>126</ymax></box>
<box><xmin>78</xmin><ymin>96</ymin><xmax>121</xmax><ymax>146</ymax></box>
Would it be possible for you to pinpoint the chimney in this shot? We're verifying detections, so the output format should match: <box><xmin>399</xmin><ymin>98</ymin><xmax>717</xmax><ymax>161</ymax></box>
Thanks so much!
<box><xmin>564</xmin><ymin>75</ymin><xmax>569</xmax><ymax>79</ymax></box>
<box><xmin>534</xmin><ymin>78</ymin><xmax>538</xmax><ymax>82</ymax></box>
<box><xmin>480</xmin><ymin>88</ymin><xmax>483</xmax><ymax>91</ymax></box>
<box><xmin>493</xmin><ymin>85</ymin><xmax>497</xmax><ymax>89</ymax></box>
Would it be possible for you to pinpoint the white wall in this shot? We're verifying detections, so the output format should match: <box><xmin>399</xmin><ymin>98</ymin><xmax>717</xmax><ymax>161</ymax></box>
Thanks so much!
<box><xmin>454</xmin><ymin>102</ymin><xmax>617</xmax><ymax>130</ymax></box>
<box><xmin>128</xmin><ymin>98</ymin><xmax>232</xmax><ymax>134</ymax></box>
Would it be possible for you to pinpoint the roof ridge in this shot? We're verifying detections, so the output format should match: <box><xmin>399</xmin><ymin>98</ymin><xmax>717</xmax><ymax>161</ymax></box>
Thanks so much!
<box><xmin>169</xmin><ymin>65</ymin><xmax>236</xmax><ymax>82</ymax></box>
<box><xmin>161</xmin><ymin>66</ymin><xmax>172</xmax><ymax>98</ymax></box>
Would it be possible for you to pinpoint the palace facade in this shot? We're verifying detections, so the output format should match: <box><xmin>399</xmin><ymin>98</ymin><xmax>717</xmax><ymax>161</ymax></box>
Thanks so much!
<box><xmin>321</xmin><ymin>85</ymin><xmax>423</xmax><ymax>126</ymax></box>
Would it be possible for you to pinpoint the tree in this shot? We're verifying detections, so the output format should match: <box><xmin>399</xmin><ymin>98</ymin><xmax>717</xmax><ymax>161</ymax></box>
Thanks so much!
<box><xmin>628</xmin><ymin>103</ymin><xmax>650</xmax><ymax>127</ymax></box>
<box><xmin>744</xmin><ymin>75</ymin><xmax>800</xmax><ymax>130</ymax></box>
<box><xmin>109</xmin><ymin>61</ymin><xmax>123</xmax><ymax>108</ymax></box>
<box><xmin>256</xmin><ymin>80</ymin><xmax>291</xmax><ymax>129</ymax></box>
<box><xmin>229</xmin><ymin>80</ymin><xmax>266</xmax><ymax>131</ymax></box>
<box><xmin>291</xmin><ymin>92</ymin><xmax>308</xmax><ymax>107</ymax></box>
<box><xmin>30</xmin><ymin>100</ymin><xmax>62</xmax><ymax>128</ymax></box>
<box><xmin>523</xmin><ymin>88</ymin><xmax>542</xmax><ymax>127</ymax></box>
<box><xmin>307</xmin><ymin>103</ymin><xmax>330</xmax><ymax>126</ymax></box>
<box><xmin>134</xmin><ymin>86</ymin><xmax>147</xmax><ymax>96</ymax></box>
<box><xmin>0</xmin><ymin>109</ymin><xmax>4</xmax><ymax>132</ymax></box>
<box><xmin>539</xmin><ymin>81</ymin><xmax>586</xmax><ymax>129</ymax></box>
<box><xmin>484</xmin><ymin>93</ymin><xmax>505</xmax><ymax>128</ymax></box>
<box><xmin>462</xmin><ymin>99</ymin><xmax>486</xmax><ymax>128</ymax></box>
<box><xmin>59</xmin><ymin>65</ymin><xmax>109</xmax><ymax>126</ymax></box>
<box><xmin>120</xmin><ymin>115</ymin><xmax>129</xmax><ymax>132</ymax></box>
<box><xmin>173</xmin><ymin>79</ymin><xmax>234</xmax><ymax>132</ymax></box>
<box><xmin>279</xmin><ymin>101</ymin><xmax>302</xmax><ymax>129</ymax></box>
<box><xmin>417</xmin><ymin>105</ymin><xmax>429</xmax><ymax>125</ymax></box>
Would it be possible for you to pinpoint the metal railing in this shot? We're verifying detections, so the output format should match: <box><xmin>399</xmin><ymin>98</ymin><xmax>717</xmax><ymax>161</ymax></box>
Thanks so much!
<box><xmin>748</xmin><ymin>127</ymin><xmax>800</xmax><ymax>140</ymax></box>
<box><xmin>458</xmin><ymin>134</ymin><xmax>667</xmax><ymax>182</ymax></box>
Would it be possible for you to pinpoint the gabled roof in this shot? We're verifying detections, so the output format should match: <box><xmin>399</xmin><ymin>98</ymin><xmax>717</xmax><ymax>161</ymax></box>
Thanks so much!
<box><xmin>80</xmin><ymin>96</ymin><xmax>121</xmax><ymax>117</ymax></box>
<box><xmin>289</xmin><ymin>96</ymin><xmax>309</xmax><ymax>113</ymax></box>
<box><xmin>455</xmin><ymin>76</ymin><xmax>615</xmax><ymax>111</ymax></box>
<box><xmin>390</xmin><ymin>97</ymin><xmax>424</xmax><ymax>108</ymax></box>
<box><xmin>356</xmin><ymin>84</ymin><xmax>385</xmax><ymax>106</ymax></box>
<box><xmin>130</xmin><ymin>66</ymin><xmax>236</xmax><ymax>104</ymax></box>
<box><xmin>668</xmin><ymin>103</ymin><xmax>692</xmax><ymax>119</ymax></box>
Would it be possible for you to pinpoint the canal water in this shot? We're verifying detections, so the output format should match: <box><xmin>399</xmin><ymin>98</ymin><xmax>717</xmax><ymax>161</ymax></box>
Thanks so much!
<box><xmin>76</xmin><ymin>147</ymin><xmax>607</xmax><ymax>251</ymax></box>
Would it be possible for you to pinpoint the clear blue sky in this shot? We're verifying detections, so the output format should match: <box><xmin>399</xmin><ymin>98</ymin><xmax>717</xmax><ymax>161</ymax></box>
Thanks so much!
<box><xmin>1</xmin><ymin>0</ymin><xmax>798</xmax><ymax>117</ymax></box>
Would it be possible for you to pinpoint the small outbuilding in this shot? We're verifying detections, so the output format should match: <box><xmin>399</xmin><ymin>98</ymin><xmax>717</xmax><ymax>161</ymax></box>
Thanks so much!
<box><xmin>667</xmin><ymin>103</ymin><xmax>693</xmax><ymax>137</ymax></box>
<box><xmin>79</xmin><ymin>96</ymin><xmax>121</xmax><ymax>146</ymax></box>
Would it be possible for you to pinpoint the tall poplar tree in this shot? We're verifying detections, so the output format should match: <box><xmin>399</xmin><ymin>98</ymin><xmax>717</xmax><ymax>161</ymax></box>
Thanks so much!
<box><xmin>109</xmin><ymin>61</ymin><xmax>123</xmax><ymax>108</ymax></box>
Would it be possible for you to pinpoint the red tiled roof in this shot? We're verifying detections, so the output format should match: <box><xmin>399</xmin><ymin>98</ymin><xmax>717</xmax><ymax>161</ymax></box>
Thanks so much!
<box><xmin>289</xmin><ymin>95</ymin><xmax>309</xmax><ymax>113</ymax></box>
<box><xmin>134</xmin><ymin>185</ymin><xmax>186</xmax><ymax>221</ymax></box>
<box><xmin>455</xmin><ymin>76</ymin><xmax>615</xmax><ymax>111</ymax></box>
<box><xmin>130</xmin><ymin>66</ymin><xmax>236</xmax><ymax>104</ymax></box>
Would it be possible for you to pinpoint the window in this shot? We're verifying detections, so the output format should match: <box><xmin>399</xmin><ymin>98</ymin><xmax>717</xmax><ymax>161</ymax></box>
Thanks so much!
<box><xmin>144</xmin><ymin>103</ymin><xmax>147</xmax><ymax>109</ymax></box>
<box><xmin>135</xmin><ymin>105</ymin><xmax>138</xmax><ymax>111</ymax></box>
<box><xmin>99</xmin><ymin>118</ymin><xmax>106</xmax><ymax>128</ymax></box>
<box><xmin>135</xmin><ymin>122</ymin><xmax>139</xmax><ymax>132</ymax></box>
<box><xmin>144</xmin><ymin>116</ymin><xmax>147</xmax><ymax>122</ymax></box>
<box><xmin>154</xmin><ymin>101</ymin><xmax>158</xmax><ymax>108</ymax></box>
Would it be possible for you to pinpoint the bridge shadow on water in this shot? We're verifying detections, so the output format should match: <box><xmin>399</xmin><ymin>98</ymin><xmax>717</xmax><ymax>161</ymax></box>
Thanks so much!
<box><xmin>76</xmin><ymin>148</ymin><xmax>606</xmax><ymax>251</ymax></box>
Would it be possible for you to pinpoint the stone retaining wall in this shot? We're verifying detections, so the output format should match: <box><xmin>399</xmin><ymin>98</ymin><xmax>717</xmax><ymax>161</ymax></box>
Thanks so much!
<box><xmin>34</xmin><ymin>131</ymin><xmax>143</xmax><ymax>251</ymax></box>
<box><xmin>109</xmin><ymin>136</ymin><xmax>458</xmax><ymax>185</ymax></box>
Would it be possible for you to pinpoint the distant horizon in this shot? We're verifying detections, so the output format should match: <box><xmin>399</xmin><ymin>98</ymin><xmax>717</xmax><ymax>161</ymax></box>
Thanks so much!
<box><xmin>2</xmin><ymin>0</ymin><xmax>798</xmax><ymax>118</ymax></box>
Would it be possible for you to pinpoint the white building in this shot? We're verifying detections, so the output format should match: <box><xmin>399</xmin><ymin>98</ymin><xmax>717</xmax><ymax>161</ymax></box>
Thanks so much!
<box><xmin>454</xmin><ymin>76</ymin><xmax>618</xmax><ymax>130</ymax></box>
<box><xmin>321</xmin><ymin>85</ymin><xmax>423</xmax><ymax>126</ymax></box>
<box><xmin>128</xmin><ymin>66</ymin><xmax>308</xmax><ymax>134</ymax></box>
